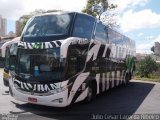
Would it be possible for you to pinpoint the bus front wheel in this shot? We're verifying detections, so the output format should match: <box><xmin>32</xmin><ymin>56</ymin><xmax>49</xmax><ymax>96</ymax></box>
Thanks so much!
<box><xmin>84</xmin><ymin>81</ymin><xmax>97</xmax><ymax>103</ymax></box>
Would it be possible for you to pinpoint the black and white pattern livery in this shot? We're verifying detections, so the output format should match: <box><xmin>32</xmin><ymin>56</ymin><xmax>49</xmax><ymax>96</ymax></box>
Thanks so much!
<box><xmin>9</xmin><ymin>37</ymin><xmax>135</xmax><ymax>107</ymax></box>
<box><xmin>9</xmin><ymin>12</ymin><xmax>136</xmax><ymax>107</ymax></box>
<box><xmin>18</xmin><ymin>40</ymin><xmax>63</xmax><ymax>49</ymax></box>
<box><xmin>64</xmin><ymin>39</ymin><xmax>135</xmax><ymax>104</ymax></box>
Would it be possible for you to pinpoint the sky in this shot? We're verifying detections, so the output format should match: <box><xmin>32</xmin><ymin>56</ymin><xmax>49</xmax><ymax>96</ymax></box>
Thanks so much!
<box><xmin>0</xmin><ymin>0</ymin><xmax>160</xmax><ymax>54</ymax></box>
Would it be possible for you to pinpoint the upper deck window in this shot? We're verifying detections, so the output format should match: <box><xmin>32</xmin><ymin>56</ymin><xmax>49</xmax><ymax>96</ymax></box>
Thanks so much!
<box><xmin>23</xmin><ymin>13</ymin><xmax>73</xmax><ymax>37</ymax></box>
<box><xmin>95</xmin><ymin>22</ymin><xmax>108</xmax><ymax>42</ymax></box>
<box><xmin>72</xmin><ymin>14</ymin><xmax>95</xmax><ymax>39</ymax></box>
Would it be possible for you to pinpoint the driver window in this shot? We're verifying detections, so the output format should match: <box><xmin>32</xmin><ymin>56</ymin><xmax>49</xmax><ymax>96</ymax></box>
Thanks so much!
<box><xmin>66</xmin><ymin>45</ymin><xmax>87</xmax><ymax>78</ymax></box>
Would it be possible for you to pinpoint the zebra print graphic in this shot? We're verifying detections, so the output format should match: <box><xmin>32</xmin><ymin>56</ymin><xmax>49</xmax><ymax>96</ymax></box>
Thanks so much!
<box><xmin>86</xmin><ymin>40</ymin><xmax>134</xmax><ymax>62</ymax></box>
<box><xmin>13</xmin><ymin>78</ymin><xmax>61</xmax><ymax>95</ymax></box>
<box><xmin>67</xmin><ymin>72</ymin><xmax>90</xmax><ymax>104</ymax></box>
<box><xmin>11</xmin><ymin>37</ymin><xmax>134</xmax><ymax>106</ymax></box>
<box><xmin>18</xmin><ymin>40</ymin><xmax>63</xmax><ymax>49</ymax></box>
<box><xmin>69</xmin><ymin>70</ymin><xmax>127</xmax><ymax>104</ymax></box>
<box><xmin>96</xmin><ymin>70</ymin><xmax>126</xmax><ymax>95</ymax></box>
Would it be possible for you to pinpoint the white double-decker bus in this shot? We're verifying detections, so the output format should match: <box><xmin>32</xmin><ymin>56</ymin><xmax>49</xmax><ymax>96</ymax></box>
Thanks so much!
<box><xmin>8</xmin><ymin>12</ymin><xmax>136</xmax><ymax>107</ymax></box>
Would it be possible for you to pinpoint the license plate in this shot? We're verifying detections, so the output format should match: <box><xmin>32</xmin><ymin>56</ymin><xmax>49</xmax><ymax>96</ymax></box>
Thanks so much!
<box><xmin>28</xmin><ymin>97</ymin><xmax>37</xmax><ymax>103</ymax></box>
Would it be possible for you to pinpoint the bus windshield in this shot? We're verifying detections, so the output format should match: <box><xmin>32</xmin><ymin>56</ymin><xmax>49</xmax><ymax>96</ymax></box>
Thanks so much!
<box><xmin>16</xmin><ymin>48</ymin><xmax>64</xmax><ymax>81</ymax></box>
<box><xmin>23</xmin><ymin>13</ymin><xmax>73</xmax><ymax>37</ymax></box>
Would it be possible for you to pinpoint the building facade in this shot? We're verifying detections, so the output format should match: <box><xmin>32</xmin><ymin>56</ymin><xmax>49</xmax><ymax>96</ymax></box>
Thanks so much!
<box><xmin>0</xmin><ymin>15</ymin><xmax>7</xmax><ymax>37</ymax></box>
<box><xmin>16</xmin><ymin>20</ymin><xmax>21</xmax><ymax>36</ymax></box>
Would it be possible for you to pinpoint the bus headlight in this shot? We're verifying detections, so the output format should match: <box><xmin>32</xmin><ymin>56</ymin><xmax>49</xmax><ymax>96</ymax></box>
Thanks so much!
<box><xmin>48</xmin><ymin>83</ymin><xmax>72</xmax><ymax>94</ymax></box>
<box><xmin>49</xmin><ymin>87</ymin><xmax>66</xmax><ymax>94</ymax></box>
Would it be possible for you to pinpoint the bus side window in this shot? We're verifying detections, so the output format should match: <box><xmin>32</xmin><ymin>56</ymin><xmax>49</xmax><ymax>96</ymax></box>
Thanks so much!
<box><xmin>95</xmin><ymin>22</ymin><xmax>108</xmax><ymax>43</ymax></box>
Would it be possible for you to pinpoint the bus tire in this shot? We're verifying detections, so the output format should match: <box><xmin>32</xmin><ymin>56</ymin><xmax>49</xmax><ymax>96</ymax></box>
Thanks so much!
<box><xmin>84</xmin><ymin>81</ymin><xmax>97</xmax><ymax>103</ymax></box>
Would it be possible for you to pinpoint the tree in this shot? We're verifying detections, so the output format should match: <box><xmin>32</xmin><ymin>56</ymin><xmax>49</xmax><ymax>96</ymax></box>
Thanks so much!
<box><xmin>82</xmin><ymin>0</ymin><xmax>97</xmax><ymax>17</ymax></box>
<box><xmin>16</xmin><ymin>15</ymin><xmax>32</xmax><ymax>36</ymax></box>
<box><xmin>46</xmin><ymin>9</ymin><xmax>62</xmax><ymax>13</ymax></box>
<box><xmin>82</xmin><ymin>0</ymin><xmax>118</xmax><ymax>28</ymax></box>
<box><xmin>151</xmin><ymin>46</ymin><xmax>154</xmax><ymax>53</ymax></box>
<box><xmin>137</xmin><ymin>56</ymin><xmax>158</xmax><ymax>77</ymax></box>
<box><xmin>30</xmin><ymin>9</ymin><xmax>46</xmax><ymax>16</ymax></box>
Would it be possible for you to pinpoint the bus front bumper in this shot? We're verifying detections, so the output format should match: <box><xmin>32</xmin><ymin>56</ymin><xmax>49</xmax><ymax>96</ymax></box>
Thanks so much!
<box><xmin>10</xmin><ymin>86</ymin><xmax>69</xmax><ymax>107</ymax></box>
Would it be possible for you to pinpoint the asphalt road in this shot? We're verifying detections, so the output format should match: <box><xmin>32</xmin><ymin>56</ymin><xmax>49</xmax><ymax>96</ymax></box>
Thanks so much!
<box><xmin>0</xmin><ymin>68</ymin><xmax>160</xmax><ymax>120</ymax></box>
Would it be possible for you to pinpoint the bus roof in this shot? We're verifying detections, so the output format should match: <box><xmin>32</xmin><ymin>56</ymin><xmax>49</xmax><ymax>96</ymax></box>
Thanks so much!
<box><xmin>32</xmin><ymin>11</ymin><xmax>95</xmax><ymax>20</ymax></box>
